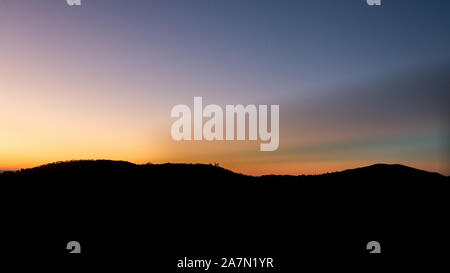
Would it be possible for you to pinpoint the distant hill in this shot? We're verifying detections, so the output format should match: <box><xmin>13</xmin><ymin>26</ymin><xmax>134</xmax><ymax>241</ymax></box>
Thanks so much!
<box><xmin>0</xmin><ymin>159</ymin><xmax>447</xmax><ymax>180</ymax></box>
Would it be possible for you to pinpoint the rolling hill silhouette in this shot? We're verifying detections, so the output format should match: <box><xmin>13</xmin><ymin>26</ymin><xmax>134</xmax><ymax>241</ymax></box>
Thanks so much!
<box><xmin>0</xmin><ymin>160</ymin><xmax>449</xmax><ymax>269</ymax></box>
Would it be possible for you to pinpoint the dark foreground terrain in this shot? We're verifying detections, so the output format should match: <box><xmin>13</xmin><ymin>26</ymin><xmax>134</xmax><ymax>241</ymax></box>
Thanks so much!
<box><xmin>0</xmin><ymin>160</ymin><xmax>449</xmax><ymax>270</ymax></box>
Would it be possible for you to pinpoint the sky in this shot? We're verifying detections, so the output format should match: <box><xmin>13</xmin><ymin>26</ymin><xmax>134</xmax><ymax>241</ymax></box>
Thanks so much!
<box><xmin>1</xmin><ymin>0</ymin><xmax>449</xmax><ymax>175</ymax></box>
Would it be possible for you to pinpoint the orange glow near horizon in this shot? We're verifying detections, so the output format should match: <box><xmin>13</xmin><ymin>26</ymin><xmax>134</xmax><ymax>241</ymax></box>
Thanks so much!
<box><xmin>2</xmin><ymin>157</ymin><xmax>448</xmax><ymax>177</ymax></box>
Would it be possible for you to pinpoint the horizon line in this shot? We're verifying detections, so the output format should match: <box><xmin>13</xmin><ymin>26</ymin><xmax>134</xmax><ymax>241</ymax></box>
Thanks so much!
<box><xmin>1</xmin><ymin>159</ymin><xmax>448</xmax><ymax>178</ymax></box>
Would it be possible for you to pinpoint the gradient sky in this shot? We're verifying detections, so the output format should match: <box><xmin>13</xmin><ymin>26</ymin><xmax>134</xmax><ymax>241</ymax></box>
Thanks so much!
<box><xmin>1</xmin><ymin>0</ymin><xmax>449</xmax><ymax>175</ymax></box>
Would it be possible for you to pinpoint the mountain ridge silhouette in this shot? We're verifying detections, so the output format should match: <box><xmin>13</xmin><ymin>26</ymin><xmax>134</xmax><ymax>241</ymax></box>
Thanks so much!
<box><xmin>0</xmin><ymin>159</ymin><xmax>447</xmax><ymax>179</ymax></box>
